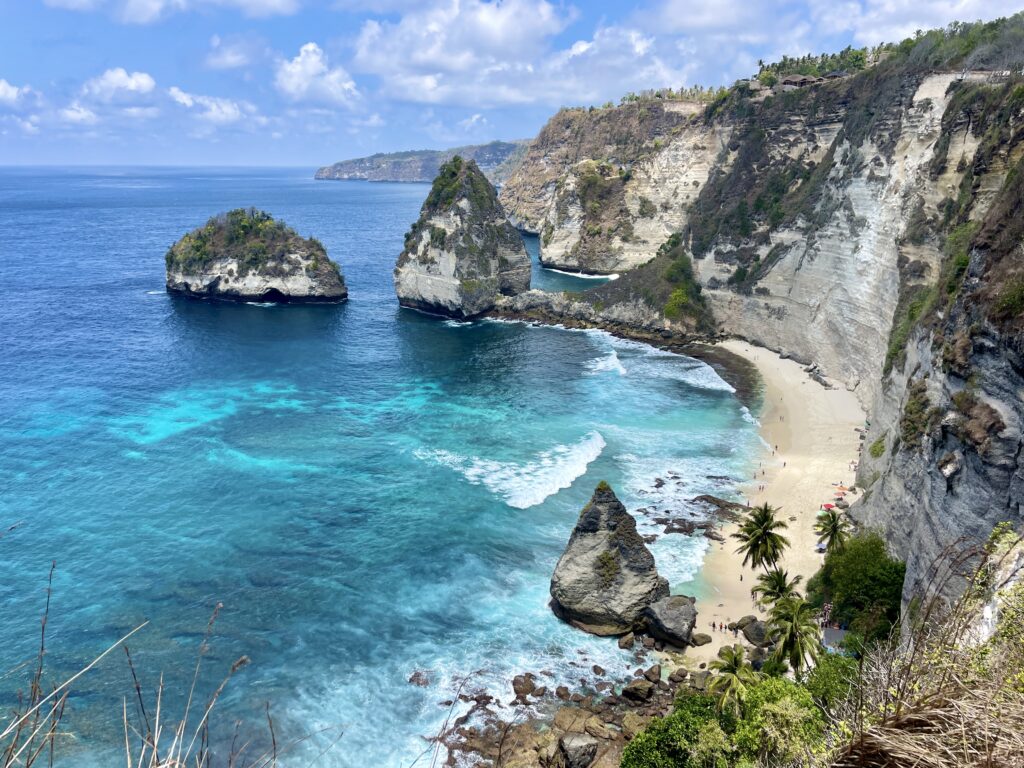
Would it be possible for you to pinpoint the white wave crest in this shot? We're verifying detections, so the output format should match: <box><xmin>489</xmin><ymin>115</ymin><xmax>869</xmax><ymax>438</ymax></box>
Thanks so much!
<box><xmin>542</xmin><ymin>267</ymin><xmax>619</xmax><ymax>280</ymax></box>
<box><xmin>415</xmin><ymin>431</ymin><xmax>606</xmax><ymax>509</ymax></box>
<box><xmin>586</xmin><ymin>350</ymin><xmax>627</xmax><ymax>376</ymax></box>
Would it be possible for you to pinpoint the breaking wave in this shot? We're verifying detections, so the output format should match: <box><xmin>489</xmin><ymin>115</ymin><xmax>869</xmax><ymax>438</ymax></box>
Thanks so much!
<box><xmin>415</xmin><ymin>431</ymin><xmax>606</xmax><ymax>509</ymax></box>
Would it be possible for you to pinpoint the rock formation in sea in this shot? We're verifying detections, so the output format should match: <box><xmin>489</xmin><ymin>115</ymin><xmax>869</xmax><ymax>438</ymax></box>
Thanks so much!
<box><xmin>549</xmin><ymin>481</ymin><xmax>669</xmax><ymax>636</ymax></box>
<box><xmin>165</xmin><ymin>208</ymin><xmax>347</xmax><ymax>303</ymax></box>
<box><xmin>394</xmin><ymin>155</ymin><xmax>530</xmax><ymax>318</ymax></box>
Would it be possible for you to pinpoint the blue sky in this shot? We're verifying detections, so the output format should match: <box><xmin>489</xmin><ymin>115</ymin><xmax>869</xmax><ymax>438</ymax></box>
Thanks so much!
<box><xmin>1</xmin><ymin>0</ymin><xmax>1021</xmax><ymax>166</ymax></box>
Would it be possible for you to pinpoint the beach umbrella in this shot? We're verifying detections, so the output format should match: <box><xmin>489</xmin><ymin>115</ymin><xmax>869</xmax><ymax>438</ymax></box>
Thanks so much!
<box><xmin>836</xmin><ymin>485</ymin><xmax>850</xmax><ymax>491</ymax></box>
<box><xmin>822</xmin><ymin>503</ymin><xmax>835</xmax><ymax>510</ymax></box>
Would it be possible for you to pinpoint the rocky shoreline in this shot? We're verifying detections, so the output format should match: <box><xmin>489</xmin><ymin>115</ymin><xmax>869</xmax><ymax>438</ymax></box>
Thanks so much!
<box><xmin>485</xmin><ymin>306</ymin><xmax>762</xmax><ymax>410</ymax></box>
<box><xmin>433</xmin><ymin>479</ymin><xmax>755</xmax><ymax>767</ymax></box>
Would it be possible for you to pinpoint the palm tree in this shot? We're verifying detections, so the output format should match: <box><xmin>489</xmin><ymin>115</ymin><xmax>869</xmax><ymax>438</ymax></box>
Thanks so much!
<box><xmin>815</xmin><ymin>509</ymin><xmax>852</xmax><ymax>554</ymax></box>
<box><xmin>769</xmin><ymin>596</ymin><xmax>822</xmax><ymax>677</ymax></box>
<box><xmin>751</xmin><ymin>567</ymin><xmax>803</xmax><ymax>608</ymax></box>
<box><xmin>732</xmin><ymin>503</ymin><xmax>790</xmax><ymax>571</ymax></box>
<box><xmin>707</xmin><ymin>644</ymin><xmax>758</xmax><ymax>715</ymax></box>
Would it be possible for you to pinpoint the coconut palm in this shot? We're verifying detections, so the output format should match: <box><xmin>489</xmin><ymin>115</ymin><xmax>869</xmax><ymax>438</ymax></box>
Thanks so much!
<box><xmin>751</xmin><ymin>567</ymin><xmax>803</xmax><ymax>608</ymax></box>
<box><xmin>707</xmin><ymin>644</ymin><xmax>759</xmax><ymax>715</ymax></box>
<box><xmin>815</xmin><ymin>508</ymin><xmax>852</xmax><ymax>554</ymax></box>
<box><xmin>769</xmin><ymin>596</ymin><xmax>822</xmax><ymax>677</ymax></box>
<box><xmin>732</xmin><ymin>503</ymin><xmax>790</xmax><ymax>571</ymax></box>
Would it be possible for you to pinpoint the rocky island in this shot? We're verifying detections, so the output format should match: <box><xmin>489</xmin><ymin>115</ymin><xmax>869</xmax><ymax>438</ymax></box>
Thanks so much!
<box><xmin>394</xmin><ymin>156</ymin><xmax>530</xmax><ymax>318</ymax></box>
<box><xmin>165</xmin><ymin>208</ymin><xmax>347</xmax><ymax>303</ymax></box>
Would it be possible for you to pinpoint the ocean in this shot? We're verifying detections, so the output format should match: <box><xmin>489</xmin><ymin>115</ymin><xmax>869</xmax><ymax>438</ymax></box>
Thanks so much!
<box><xmin>0</xmin><ymin>167</ymin><xmax>761</xmax><ymax>766</ymax></box>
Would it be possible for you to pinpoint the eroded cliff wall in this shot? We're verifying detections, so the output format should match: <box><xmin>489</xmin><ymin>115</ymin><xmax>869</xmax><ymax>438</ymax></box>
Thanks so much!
<box><xmin>501</xmin><ymin>22</ymin><xmax>1024</xmax><ymax>599</ymax></box>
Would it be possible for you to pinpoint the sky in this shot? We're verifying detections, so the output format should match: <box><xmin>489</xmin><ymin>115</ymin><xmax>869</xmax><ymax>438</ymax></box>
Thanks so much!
<box><xmin>1</xmin><ymin>0</ymin><xmax>1022</xmax><ymax>166</ymax></box>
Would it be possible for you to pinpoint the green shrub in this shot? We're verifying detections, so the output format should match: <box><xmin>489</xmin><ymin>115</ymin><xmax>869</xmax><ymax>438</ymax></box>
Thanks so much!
<box><xmin>733</xmin><ymin>678</ymin><xmax>823</xmax><ymax>765</ymax></box>
<box><xmin>638</xmin><ymin>196</ymin><xmax>657</xmax><ymax>218</ymax></box>
<box><xmin>899</xmin><ymin>379</ymin><xmax>935</xmax><ymax>449</ymax></box>
<box><xmin>869</xmin><ymin>436</ymin><xmax>886</xmax><ymax>459</ymax></box>
<box><xmin>805</xmin><ymin>653</ymin><xmax>858</xmax><ymax>710</ymax></box>
<box><xmin>994</xmin><ymin>277</ymin><xmax>1024</xmax><ymax>318</ymax></box>
<box><xmin>596</xmin><ymin>551</ymin><xmax>620</xmax><ymax>589</ymax></box>
<box><xmin>620</xmin><ymin>693</ymin><xmax>729</xmax><ymax>768</ymax></box>
<box><xmin>806</xmin><ymin>531</ymin><xmax>905</xmax><ymax>641</ymax></box>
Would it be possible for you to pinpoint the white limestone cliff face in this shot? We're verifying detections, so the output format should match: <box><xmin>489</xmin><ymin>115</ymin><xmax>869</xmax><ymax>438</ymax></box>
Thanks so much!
<box><xmin>697</xmin><ymin>76</ymin><xmax>960</xmax><ymax>409</ymax></box>
<box><xmin>535</xmin><ymin>119</ymin><xmax>729</xmax><ymax>273</ymax></box>
<box><xmin>395</xmin><ymin>157</ymin><xmax>530</xmax><ymax>318</ymax></box>
<box><xmin>167</xmin><ymin>250</ymin><xmax>346</xmax><ymax>303</ymax></box>
<box><xmin>503</xmin><ymin>69</ymin><xmax>1024</xmax><ymax>605</ymax></box>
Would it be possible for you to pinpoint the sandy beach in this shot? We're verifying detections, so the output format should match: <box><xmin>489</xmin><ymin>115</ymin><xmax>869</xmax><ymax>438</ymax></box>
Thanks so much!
<box><xmin>685</xmin><ymin>339</ymin><xmax>865</xmax><ymax>665</ymax></box>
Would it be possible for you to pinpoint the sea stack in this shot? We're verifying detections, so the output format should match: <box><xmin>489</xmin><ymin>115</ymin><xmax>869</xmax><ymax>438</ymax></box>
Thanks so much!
<box><xmin>393</xmin><ymin>156</ymin><xmax>530</xmax><ymax>318</ymax></box>
<box><xmin>165</xmin><ymin>208</ymin><xmax>347</xmax><ymax>303</ymax></box>
<box><xmin>550</xmin><ymin>481</ymin><xmax>669</xmax><ymax>636</ymax></box>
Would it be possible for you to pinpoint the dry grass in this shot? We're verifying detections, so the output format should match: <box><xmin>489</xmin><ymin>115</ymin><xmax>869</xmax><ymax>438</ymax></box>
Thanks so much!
<box><xmin>826</xmin><ymin>531</ymin><xmax>1024</xmax><ymax>768</ymax></box>
<box><xmin>1</xmin><ymin>562</ymin><xmax>341</xmax><ymax>768</ymax></box>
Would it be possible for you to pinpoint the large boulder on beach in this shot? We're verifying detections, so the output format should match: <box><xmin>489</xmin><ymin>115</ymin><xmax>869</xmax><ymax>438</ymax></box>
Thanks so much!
<box><xmin>166</xmin><ymin>208</ymin><xmax>347</xmax><ymax>303</ymax></box>
<box><xmin>742</xmin><ymin>620</ymin><xmax>773</xmax><ymax>647</ymax></box>
<box><xmin>644</xmin><ymin>595</ymin><xmax>698</xmax><ymax>647</ymax></box>
<box><xmin>394</xmin><ymin>155</ymin><xmax>530</xmax><ymax>318</ymax></box>
<box><xmin>550</xmin><ymin>482</ymin><xmax>669</xmax><ymax>636</ymax></box>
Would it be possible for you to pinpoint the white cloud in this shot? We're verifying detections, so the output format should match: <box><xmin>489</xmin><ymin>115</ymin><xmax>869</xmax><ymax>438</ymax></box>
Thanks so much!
<box><xmin>275</xmin><ymin>43</ymin><xmax>359</xmax><ymax>106</ymax></box>
<box><xmin>5</xmin><ymin>115</ymin><xmax>41</xmax><ymax>135</ymax></box>
<box><xmin>168</xmin><ymin>85</ymin><xmax>255</xmax><ymax>124</ymax></box>
<box><xmin>45</xmin><ymin>0</ymin><xmax>299</xmax><ymax>24</ymax></box>
<box><xmin>82</xmin><ymin>68</ymin><xmax>156</xmax><ymax>101</ymax></box>
<box><xmin>60</xmin><ymin>101</ymin><xmax>99</xmax><ymax>124</ymax></box>
<box><xmin>206</xmin><ymin>34</ymin><xmax>255</xmax><ymax>69</ymax></box>
<box><xmin>353</xmin><ymin>0</ymin><xmax>571</xmax><ymax>78</ymax></box>
<box><xmin>0</xmin><ymin>79</ymin><xmax>31</xmax><ymax>106</ymax></box>
<box><xmin>807</xmin><ymin>0</ymin><xmax>1024</xmax><ymax>44</ymax></box>
<box><xmin>352</xmin><ymin>112</ymin><xmax>384</xmax><ymax>127</ymax></box>
<box><xmin>458</xmin><ymin>112</ymin><xmax>487</xmax><ymax>130</ymax></box>
<box><xmin>346</xmin><ymin>1</ymin><xmax>703</xmax><ymax>107</ymax></box>
<box><xmin>122</xmin><ymin>105</ymin><xmax>161</xmax><ymax>118</ymax></box>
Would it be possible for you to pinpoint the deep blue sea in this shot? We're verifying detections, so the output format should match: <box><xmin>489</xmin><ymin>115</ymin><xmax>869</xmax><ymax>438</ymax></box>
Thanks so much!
<box><xmin>0</xmin><ymin>167</ymin><xmax>761</xmax><ymax>766</ymax></box>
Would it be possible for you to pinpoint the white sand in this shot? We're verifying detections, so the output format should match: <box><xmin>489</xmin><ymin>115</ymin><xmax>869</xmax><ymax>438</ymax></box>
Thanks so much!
<box><xmin>684</xmin><ymin>340</ymin><xmax>865</xmax><ymax>665</ymax></box>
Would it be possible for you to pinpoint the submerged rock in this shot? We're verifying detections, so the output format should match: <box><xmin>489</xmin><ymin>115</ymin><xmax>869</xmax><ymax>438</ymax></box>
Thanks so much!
<box><xmin>550</xmin><ymin>481</ymin><xmax>669</xmax><ymax>636</ymax></box>
<box><xmin>393</xmin><ymin>155</ymin><xmax>530</xmax><ymax>318</ymax></box>
<box><xmin>165</xmin><ymin>208</ymin><xmax>347</xmax><ymax>303</ymax></box>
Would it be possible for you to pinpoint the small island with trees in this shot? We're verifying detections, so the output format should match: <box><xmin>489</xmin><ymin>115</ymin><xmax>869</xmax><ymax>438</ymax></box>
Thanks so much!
<box><xmin>165</xmin><ymin>208</ymin><xmax>347</xmax><ymax>303</ymax></box>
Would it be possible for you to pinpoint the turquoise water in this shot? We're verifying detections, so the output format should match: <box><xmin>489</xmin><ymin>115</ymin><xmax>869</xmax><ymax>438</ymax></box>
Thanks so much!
<box><xmin>0</xmin><ymin>168</ymin><xmax>760</xmax><ymax>766</ymax></box>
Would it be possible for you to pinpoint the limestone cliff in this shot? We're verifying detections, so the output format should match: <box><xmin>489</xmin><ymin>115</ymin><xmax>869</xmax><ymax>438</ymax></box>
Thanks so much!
<box><xmin>500</xmin><ymin>100</ymin><xmax>722</xmax><ymax>273</ymax></box>
<box><xmin>502</xmin><ymin>16</ymin><xmax>1024</xmax><ymax>601</ymax></box>
<box><xmin>394</xmin><ymin>156</ymin><xmax>530</xmax><ymax>318</ymax></box>
<box><xmin>165</xmin><ymin>208</ymin><xmax>347</xmax><ymax>303</ymax></box>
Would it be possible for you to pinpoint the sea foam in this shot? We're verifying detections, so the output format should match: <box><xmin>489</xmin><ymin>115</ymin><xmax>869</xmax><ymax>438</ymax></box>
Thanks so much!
<box><xmin>415</xmin><ymin>431</ymin><xmax>606</xmax><ymax>509</ymax></box>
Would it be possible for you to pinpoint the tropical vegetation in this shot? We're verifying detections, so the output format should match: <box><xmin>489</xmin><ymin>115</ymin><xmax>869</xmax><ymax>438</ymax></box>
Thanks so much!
<box><xmin>750</xmin><ymin>567</ymin><xmax>802</xmax><ymax>608</ymax></box>
<box><xmin>806</xmin><ymin>530</ymin><xmax>905</xmax><ymax>641</ymax></box>
<box><xmin>814</xmin><ymin>509</ymin><xmax>852</xmax><ymax>554</ymax></box>
<box><xmin>731</xmin><ymin>503</ymin><xmax>790</xmax><ymax>571</ymax></box>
